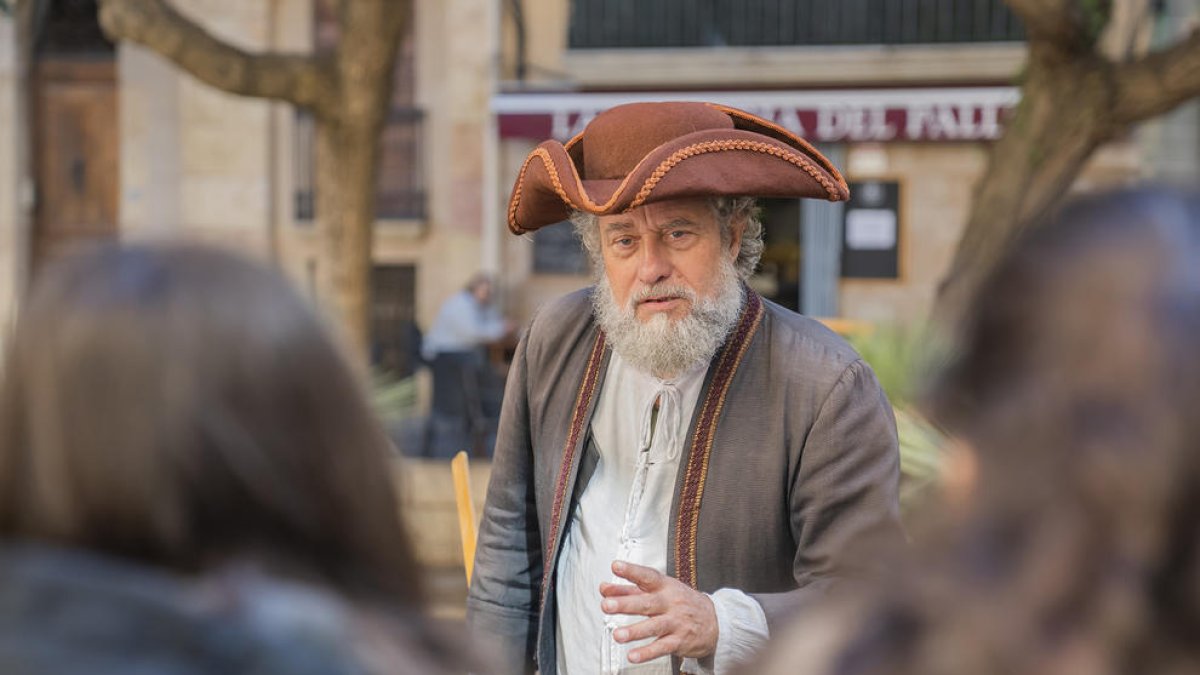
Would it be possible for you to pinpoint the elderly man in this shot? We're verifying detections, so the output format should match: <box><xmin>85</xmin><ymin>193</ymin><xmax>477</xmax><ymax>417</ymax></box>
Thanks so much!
<box><xmin>468</xmin><ymin>102</ymin><xmax>901</xmax><ymax>674</ymax></box>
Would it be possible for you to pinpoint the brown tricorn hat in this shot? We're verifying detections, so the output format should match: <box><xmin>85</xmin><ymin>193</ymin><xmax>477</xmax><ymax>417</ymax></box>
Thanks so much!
<box><xmin>506</xmin><ymin>101</ymin><xmax>850</xmax><ymax>234</ymax></box>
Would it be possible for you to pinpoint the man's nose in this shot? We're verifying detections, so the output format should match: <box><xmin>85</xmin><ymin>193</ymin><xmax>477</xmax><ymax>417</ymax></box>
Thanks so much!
<box><xmin>636</xmin><ymin>239</ymin><xmax>672</xmax><ymax>286</ymax></box>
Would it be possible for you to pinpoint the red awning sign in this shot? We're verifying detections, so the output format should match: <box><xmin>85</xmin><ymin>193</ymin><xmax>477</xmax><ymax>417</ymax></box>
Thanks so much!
<box><xmin>493</xmin><ymin>88</ymin><xmax>1019</xmax><ymax>143</ymax></box>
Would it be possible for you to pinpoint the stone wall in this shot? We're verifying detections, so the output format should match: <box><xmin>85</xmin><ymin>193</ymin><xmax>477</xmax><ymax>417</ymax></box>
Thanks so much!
<box><xmin>395</xmin><ymin>457</ymin><xmax>492</xmax><ymax>617</ymax></box>
<box><xmin>838</xmin><ymin>138</ymin><xmax>1144</xmax><ymax>326</ymax></box>
<box><xmin>374</xmin><ymin>0</ymin><xmax>495</xmax><ymax>331</ymax></box>
<box><xmin>119</xmin><ymin>0</ymin><xmax>293</xmax><ymax>257</ymax></box>
<box><xmin>839</xmin><ymin>143</ymin><xmax>988</xmax><ymax>324</ymax></box>
<box><xmin>111</xmin><ymin>0</ymin><xmax>503</xmax><ymax>335</ymax></box>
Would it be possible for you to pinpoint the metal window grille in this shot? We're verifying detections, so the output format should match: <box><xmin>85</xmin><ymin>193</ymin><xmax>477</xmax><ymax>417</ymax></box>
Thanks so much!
<box><xmin>297</xmin><ymin>0</ymin><xmax>424</xmax><ymax>222</ymax></box>
<box><xmin>568</xmin><ymin>0</ymin><xmax>1024</xmax><ymax>49</ymax></box>
<box><xmin>292</xmin><ymin>107</ymin><xmax>426</xmax><ymax>222</ymax></box>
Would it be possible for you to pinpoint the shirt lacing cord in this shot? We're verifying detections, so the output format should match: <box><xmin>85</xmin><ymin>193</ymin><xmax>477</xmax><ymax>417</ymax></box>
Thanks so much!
<box><xmin>638</xmin><ymin>382</ymin><xmax>683</xmax><ymax>462</ymax></box>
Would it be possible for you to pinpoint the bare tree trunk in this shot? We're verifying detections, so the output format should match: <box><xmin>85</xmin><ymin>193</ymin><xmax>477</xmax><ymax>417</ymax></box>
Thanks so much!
<box><xmin>311</xmin><ymin>1</ymin><xmax>402</xmax><ymax>355</ymax></box>
<box><xmin>98</xmin><ymin>0</ymin><xmax>405</xmax><ymax>358</ymax></box>
<box><xmin>934</xmin><ymin>55</ymin><xmax>1113</xmax><ymax>327</ymax></box>
<box><xmin>933</xmin><ymin>0</ymin><xmax>1200</xmax><ymax>333</ymax></box>
<box><xmin>313</xmin><ymin>121</ymin><xmax>374</xmax><ymax>354</ymax></box>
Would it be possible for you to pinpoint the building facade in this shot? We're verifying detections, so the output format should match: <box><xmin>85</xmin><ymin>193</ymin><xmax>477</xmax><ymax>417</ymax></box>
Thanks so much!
<box><xmin>493</xmin><ymin>0</ymin><xmax>1156</xmax><ymax>325</ymax></box>
<box><xmin>0</xmin><ymin>0</ymin><xmax>500</xmax><ymax>373</ymax></box>
<box><xmin>0</xmin><ymin>0</ymin><xmax>1190</xmax><ymax>360</ymax></box>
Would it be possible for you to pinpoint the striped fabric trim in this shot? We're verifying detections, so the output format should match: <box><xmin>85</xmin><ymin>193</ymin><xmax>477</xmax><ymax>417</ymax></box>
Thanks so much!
<box><xmin>673</xmin><ymin>291</ymin><xmax>765</xmax><ymax>588</ymax></box>
<box><xmin>539</xmin><ymin>331</ymin><xmax>608</xmax><ymax>611</ymax></box>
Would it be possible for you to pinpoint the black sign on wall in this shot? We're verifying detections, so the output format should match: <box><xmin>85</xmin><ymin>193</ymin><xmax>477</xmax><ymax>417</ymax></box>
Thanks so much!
<box><xmin>841</xmin><ymin>180</ymin><xmax>901</xmax><ymax>279</ymax></box>
<box><xmin>532</xmin><ymin>220</ymin><xmax>590</xmax><ymax>275</ymax></box>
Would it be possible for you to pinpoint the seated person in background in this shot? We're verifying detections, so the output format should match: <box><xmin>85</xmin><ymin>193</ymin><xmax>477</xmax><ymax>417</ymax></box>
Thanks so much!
<box><xmin>754</xmin><ymin>187</ymin><xmax>1200</xmax><ymax>675</ymax></box>
<box><xmin>422</xmin><ymin>273</ymin><xmax>512</xmax><ymax>364</ymax></box>
<box><xmin>422</xmin><ymin>273</ymin><xmax>513</xmax><ymax>458</ymax></box>
<box><xmin>0</xmin><ymin>244</ymin><xmax>471</xmax><ymax>675</ymax></box>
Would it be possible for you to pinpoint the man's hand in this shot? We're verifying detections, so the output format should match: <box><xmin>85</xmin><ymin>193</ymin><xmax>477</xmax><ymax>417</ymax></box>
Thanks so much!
<box><xmin>599</xmin><ymin>560</ymin><xmax>719</xmax><ymax>664</ymax></box>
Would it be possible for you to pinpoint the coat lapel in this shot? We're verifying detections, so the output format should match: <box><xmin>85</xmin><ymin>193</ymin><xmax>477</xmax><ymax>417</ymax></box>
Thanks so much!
<box><xmin>539</xmin><ymin>331</ymin><xmax>609</xmax><ymax>612</ymax></box>
<box><xmin>672</xmin><ymin>291</ymin><xmax>765</xmax><ymax>588</ymax></box>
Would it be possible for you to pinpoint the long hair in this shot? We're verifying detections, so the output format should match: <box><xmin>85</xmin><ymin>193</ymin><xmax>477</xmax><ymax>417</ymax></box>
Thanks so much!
<box><xmin>0</xmin><ymin>244</ymin><xmax>424</xmax><ymax>608</ymax></box>
<box><xmin>778</xmin><ymin>188</ymin><xmax>1200</xmax><ymax>675</ymax></box>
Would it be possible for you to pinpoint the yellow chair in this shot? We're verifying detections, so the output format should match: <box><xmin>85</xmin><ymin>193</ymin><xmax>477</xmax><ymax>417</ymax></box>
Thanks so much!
<box><xmin>451</xmin><ymin>451</ymin><xmax>478</xmax><ymax>585</ymax></box>
<box><xmin>816</xmin><ymin>317</ymin><xmax>875</xmax><ymax>338</ymax></box>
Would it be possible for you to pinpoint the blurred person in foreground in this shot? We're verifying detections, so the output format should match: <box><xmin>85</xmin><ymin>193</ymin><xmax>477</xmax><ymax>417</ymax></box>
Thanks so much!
<box><xmin>468</xmin><ymin>101</ymin><xmax>902</xmax><ymax>674</ymax></box>
<box><xmin>754</xmin><ymin>187</ymin><xmax>1200</xmax><ymax>675</ymax></box>
<box><xmin>0</xmin><ymin>244</ymin><xmax>470</xmax><ymax>674</ymax></box>
<box><xmin>421</xmin><ymin>273</ymin><xmax>513</xmax><ymax>457</ymax></box>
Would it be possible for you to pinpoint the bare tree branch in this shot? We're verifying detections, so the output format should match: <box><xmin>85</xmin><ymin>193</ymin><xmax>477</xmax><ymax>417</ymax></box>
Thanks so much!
<box><xmin>1008</xmin><ymin>0</ymin><xmax>1094</xmax><ymax>42</ymax></box>
<box><xmin>1098</xmin><ymin>0</ymin><xmax>1154</xmax><ymax>62</ymax></box>
<box><xmin>1111</xmin><ymin>28</ymin><xmax>1200</xmax><ymax>125</ymax></box>
<box><xmin>938</xmin><ymin>1</ymin><xmax>1200</xmax><ymax>332</ymax></box>
<box><xmin>1004</xmin><ymin>0</ymin><xmax>1101</xmax><ymax>56</ymax></box>
<box><xmin>98</xmin><ymin>0</ymin><xmax>336</xmax><ymax>116</ymax></box>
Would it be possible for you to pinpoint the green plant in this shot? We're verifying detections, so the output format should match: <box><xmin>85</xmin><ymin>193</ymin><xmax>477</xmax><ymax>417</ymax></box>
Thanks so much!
<box><xmin>370</xmin><ymin>371</ymin><xmax>419</xmax><ymax>423</ymax></box>
<box><xmin>894</xmin><ymin>406</ymin><xmax>946</xmax><ymax>507</ymax></box>
<box><xmin>847</xmin><ymin>324</ymin><xmax>951</xmax><ymax>511</ymax></box>
<box><xmin>847</xmin><ymin>323</ymin><xmax>946</xmax><ymax>409</ymax></box>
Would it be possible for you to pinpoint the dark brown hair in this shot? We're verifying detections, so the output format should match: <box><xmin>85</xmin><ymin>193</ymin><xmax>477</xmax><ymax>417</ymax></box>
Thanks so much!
<box><xmin>0</xmin><ymin>244</ymin><xmax>424</xmax><ymax>607</ymax></box>
<box><xmin>782</xmin><ymin>188</ymin><xmax>1200</xmax><ymax>675</ymax></box>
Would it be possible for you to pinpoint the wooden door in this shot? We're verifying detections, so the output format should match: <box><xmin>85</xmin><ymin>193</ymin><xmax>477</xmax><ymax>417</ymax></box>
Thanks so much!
<box><xmin>32</xmin><ymin>58</ymin><xmax>118</xmax><ymax>270</ymax></box>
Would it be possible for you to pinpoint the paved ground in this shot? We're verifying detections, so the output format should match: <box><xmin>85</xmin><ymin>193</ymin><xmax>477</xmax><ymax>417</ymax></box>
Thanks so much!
<box><xmin>427</xmin><ymin>565</ymin><xmax>469</xmax><ymax>621</ymax></box>
<box><xmin>394</xmin><ymin>458</ymin><xmax>491</xmax><ymax>627</ymax></box>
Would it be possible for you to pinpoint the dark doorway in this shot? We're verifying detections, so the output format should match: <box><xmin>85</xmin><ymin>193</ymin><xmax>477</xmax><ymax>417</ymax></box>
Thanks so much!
<box><xmin>755</xmin><ymin>198</ymin><xmax>802</xmax><ymax>312</ymax></box>
<box><xmin>371</xmin><ymin>264</ymin><xmax>420</xmax><ymax>379</ymax></box>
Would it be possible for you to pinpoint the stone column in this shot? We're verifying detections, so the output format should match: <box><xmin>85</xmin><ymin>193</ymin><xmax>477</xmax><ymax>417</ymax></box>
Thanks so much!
<box><xmin>801</xmin><ymin>145</ymin><xmax>846</xmax><ymax>317</ymax></box>
<box><xmin>0</xmin><ymin>11</ymin><xmax>27</xmax><ymax>346</ymax></box>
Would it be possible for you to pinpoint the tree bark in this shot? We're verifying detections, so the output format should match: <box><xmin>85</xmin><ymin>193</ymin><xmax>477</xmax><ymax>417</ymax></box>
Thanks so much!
<box><xmin>312</xmin><ymin>0</ymin><xmax>403</xmax><ymax>355</ymax></box>
<box><xmin>97</xmin><ymin>0</ymin><xmax>406</xmax><ymax>357</ymax></box>
<box><xmin>933</xmin><ymin>57</ymin><xmax>1115</xmax><ymax>328</ymax></box>
<box><xmin>933</xmin><ymin>0</ymin><xmax>1200</xmax><ymax>332</ymax></box>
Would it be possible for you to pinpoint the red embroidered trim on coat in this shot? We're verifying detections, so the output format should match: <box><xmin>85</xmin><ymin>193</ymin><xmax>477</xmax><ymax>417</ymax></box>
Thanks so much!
<box><xmin>539</xmin><ymin>331</ymin><xmax>607</xmax><ymax>611</ymax></box>
<box><xmin>673</xmin><ymin>292</ymin><xmax>765</xmax><ymax>588</ymax></box>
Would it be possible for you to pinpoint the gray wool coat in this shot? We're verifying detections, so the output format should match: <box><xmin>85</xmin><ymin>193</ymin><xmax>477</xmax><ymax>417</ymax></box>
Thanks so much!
<box><xmin>467</xmin><ymin>288</ymin><xmax>902</xmax><ymax>674</ymax></box>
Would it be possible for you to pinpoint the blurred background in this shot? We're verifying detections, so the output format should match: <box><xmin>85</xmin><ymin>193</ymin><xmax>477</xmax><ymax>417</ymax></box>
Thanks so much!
<box><xmin>2</xmin><ymin>0</ymin><xmax>1199</xmax><ymax>617</ymax></box>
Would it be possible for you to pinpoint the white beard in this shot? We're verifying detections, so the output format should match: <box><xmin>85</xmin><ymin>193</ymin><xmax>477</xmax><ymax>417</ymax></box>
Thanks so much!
<box><xmin>592</xmin><ymin>258</ymin><xmax>745</xmax><ymax>380</ymax></box>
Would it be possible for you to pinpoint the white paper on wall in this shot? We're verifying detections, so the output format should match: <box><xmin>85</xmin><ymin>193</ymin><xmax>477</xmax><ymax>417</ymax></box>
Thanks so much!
<box><xmin>844</xmin><ymin>208</ymin><xmax>897</xmax><ymax>250</ymax></box>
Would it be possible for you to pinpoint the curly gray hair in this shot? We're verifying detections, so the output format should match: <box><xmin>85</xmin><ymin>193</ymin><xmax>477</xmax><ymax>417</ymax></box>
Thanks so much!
<box><xmin>569</xmin><ymin>197</ymin><xmax>763</xmax><ymax>280</ymax></box>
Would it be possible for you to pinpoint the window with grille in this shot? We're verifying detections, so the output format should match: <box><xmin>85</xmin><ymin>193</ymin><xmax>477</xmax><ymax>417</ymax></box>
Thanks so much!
<box><xmin>569</xmin><ymin>0</ymin><xmax>1024</xmax><ymax>49</ymax></box>
<box><xmin>295</xmin><ymin>2</ymin><xmax>425</xmax><ymax>222</ymax></box>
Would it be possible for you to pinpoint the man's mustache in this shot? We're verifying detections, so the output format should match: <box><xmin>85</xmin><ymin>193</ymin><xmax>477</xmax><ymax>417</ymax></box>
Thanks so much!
<box><xmin>628</xmin><ymin>284</ymin><xmax>696</xmax><ymax>310</ymax></box>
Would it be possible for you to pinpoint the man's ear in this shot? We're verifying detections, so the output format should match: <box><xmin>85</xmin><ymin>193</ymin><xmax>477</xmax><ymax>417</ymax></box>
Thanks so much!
<box><xmin>727</xmin><ymin>216</ymin><xmax>747</xmax><ymax>262</ymax></box>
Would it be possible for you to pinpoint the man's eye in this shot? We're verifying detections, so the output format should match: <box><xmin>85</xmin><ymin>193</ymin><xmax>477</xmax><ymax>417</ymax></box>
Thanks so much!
<box><xmin>615</xmin><ymin>237</ymin><xmax>634</xmax><ymax>247</ymax></box>
<box><xmin>668</xmin><ymin>230</ymin><xmax>690</xmax><ymax>240</ymax></box>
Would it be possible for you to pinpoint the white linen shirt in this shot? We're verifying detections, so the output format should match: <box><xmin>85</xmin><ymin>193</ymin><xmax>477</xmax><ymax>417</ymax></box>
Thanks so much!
<box><xmin>555</xmin><ymin>351</ymin><xmax>770</xmax><ymax>674</ymax></box>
